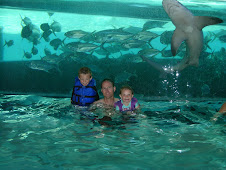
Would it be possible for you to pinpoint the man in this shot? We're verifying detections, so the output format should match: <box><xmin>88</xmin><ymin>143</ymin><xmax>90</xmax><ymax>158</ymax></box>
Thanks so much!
<box><xmin>90</xmin><ymin>79</ymin><xmax>119</xmax><ymax>124</ymax></box>
<box><xmin>94</xmin><ymin>78</ymin><xmax>119</xmax><ymax>106</ymax></box>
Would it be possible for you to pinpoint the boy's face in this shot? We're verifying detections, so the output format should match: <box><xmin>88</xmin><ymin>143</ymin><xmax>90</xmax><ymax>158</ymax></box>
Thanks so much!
<box><xmin>79</xmin><ymin>73</ymin><xmax>92</xmax><ymax>86</ymax></box>
<box><xmin>119</xmin><ymin>89</ymin><xmax>133</xmax><ymax>104</ymax></box>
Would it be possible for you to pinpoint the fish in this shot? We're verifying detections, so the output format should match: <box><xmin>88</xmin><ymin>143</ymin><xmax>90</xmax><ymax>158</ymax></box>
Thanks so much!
<box><xmin>64</xmin><ymin>30</ymin><xmax>90</xmax><ymax>39</ymax></box>
<box><xmin>133</xmin><ymin>31</ymin><xmax>159</xmax><ymax>47</ymax></box>
<box><xmin>40</xmin><ymin>23</ymin><xmax>50</xmax><ymax>32</ymax></box>
<box><xmin>41</xmin><ymin>30</ymin><xmax>52</xmax><ymax>42</ymax></box>
<box><xmin>142</xmin><ymin>20</ymin><xmax>168</xmax><ymax>31</ymax></box>
<box><xmin>26</xmin><ymin>24</ymin><xmax>41</xmax><ymax>45</ymax></box>
<box><xmin>26</xmin><ymin>60</ymin><xmax>61</xmax><ymax>74</ymax></box>
<box><xmin>3</xmin><ymin>40</ymin><xmax>14</xmax><ymax>47</ymax></box>
<box><xmin>100</xmin><ymin>44</ymin><xmax>122</xmax><ymax>54</ymax></box>
<box><xmin>20</xmin><ymin>15</ymin><xmax>32</xmax><ymax>26</ymax></box>
<box><xmin>50</xmin><ymin>38</ymin><xmax>65</xmax><ymax>50</ymax></box>
<box><xmin>41</xmin><ymin>54</ymin><xmax>63</xmax><ymax>65</ymax></box>
<box><xmin>121</xmin><ymin>39</ymin><xmax>147</xmax><ymax>49</ymax></box>
<box><xmin>47</xmin><ymin>12</ymin><xmax>54</xmax><ymax>17</ymax></box>
<box><xmin>65</xmin><ymin>42</ymin><xmax>101</xmax><ymax>53</ymax></box>
<box><xmin>23</xmin><ymin>51</ymin><xmax>32</xmax><ymax>59</ymax></box>
<box><xmin>50</xmin><ymin>21</ymin><xmax>61</xmax><ymax>35</ymax></box>
<box><xmin>162</xmin><ymin>0</ymin><xmax>223</xmax><ymax>71</ymax></box>
<box><xmin>21</xmin><ymin>25</ymin><xmax>32</xmax><ymax>38</ymax></box>
<box><xmin>138</xmin><ymin>48</ymin><xmax>160</xmax><ymax>58</ymax></box>
<box><xmin>44</xmin><ymin>47</ymin><xmax>51</xmax><ymax>56</ymax></box>
<box><xmin>80</xmin><ymin>33</ymin><xmax>96</xmax><ymax>42</ymax></box>
<box><xmin>31</xmin><ymin>45</ymin><xmax>38</xmax><ymax>55</ymax></box>
<box><xmin>75</xmin><ymin>43</ymin><xmax>100</xmax><ymax>53</ymax></box>
<box><xmin>94</xmin><ymin>28</ymin><xmax>133</xmax><ymax>43</ymax></box>
<box><xmin>123</xmin><ymin>26</ymin><xmax>143</xmax><ymax>34</ymax></box>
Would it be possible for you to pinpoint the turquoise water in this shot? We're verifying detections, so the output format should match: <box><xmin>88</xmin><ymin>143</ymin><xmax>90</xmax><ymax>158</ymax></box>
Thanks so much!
<box><xmin>0</xmin><ymin>94</ymin><xmax>225</xmax><ymax>169</ymax></box>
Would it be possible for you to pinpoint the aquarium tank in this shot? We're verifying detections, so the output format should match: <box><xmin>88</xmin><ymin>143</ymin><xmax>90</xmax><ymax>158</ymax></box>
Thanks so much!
<box><xmin>0</xmin><ymin>0</ymin><xmax>225</xmax><ymax>98</ymax></box>
<box><xmin>0</xmin><ymin>0</ymin><xmax>225</xmax><ymax>169</ymax></box>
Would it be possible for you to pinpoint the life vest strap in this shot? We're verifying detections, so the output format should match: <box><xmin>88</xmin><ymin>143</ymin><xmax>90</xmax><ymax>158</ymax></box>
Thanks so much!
<box><xmin>75</xmin><ymin>94</ymin><xmax>97</xmax><ymax>98</ymax></box>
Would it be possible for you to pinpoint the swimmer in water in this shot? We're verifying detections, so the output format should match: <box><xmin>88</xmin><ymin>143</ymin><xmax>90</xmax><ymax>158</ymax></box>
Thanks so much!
<box><xmin>210</xmin><ymin>102</ymin><xmax>226</xmax><ymax>122</ymax></box>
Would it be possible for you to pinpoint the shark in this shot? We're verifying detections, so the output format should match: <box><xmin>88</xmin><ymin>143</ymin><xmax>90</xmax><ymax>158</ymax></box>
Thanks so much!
<box><xmin>142</xmin><ymin>0</ymin><xmax>223</xmax><ymax>72</ymax></box>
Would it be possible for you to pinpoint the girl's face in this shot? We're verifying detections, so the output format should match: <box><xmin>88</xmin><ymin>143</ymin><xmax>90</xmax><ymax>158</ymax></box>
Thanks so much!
<box><xmin>119</xmin><ymin>89</ymin><xmax>133</xmax><ymax>104</ymax></box>
<box><xmin>79</xmin><ymin>73</ymin><xmax>92</xmax><ymax>86</ymax></box>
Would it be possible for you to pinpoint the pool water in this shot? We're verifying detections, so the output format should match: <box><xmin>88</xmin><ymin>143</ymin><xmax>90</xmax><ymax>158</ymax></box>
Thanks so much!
<box><xmin>0</xmin><ymin>94</ymin><xmax>225</xmax><ymax>169</ymax></box>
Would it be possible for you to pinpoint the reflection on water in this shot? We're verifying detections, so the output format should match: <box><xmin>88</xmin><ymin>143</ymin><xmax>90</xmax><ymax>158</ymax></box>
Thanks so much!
<box><xmin>0</xmin><ymin>94</ymin><xmax>225</xmax><ymax>169</ymax></box>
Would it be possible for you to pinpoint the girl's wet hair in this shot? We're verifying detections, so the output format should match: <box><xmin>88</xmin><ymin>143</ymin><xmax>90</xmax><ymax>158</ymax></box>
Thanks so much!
<box><xmin>120</xmin><ymin>85</ymin><xmax>134</xmax><ymax>94</ymax></box>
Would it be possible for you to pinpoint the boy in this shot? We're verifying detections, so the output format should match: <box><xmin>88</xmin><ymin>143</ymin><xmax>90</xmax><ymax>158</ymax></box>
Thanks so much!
<box><xmin>114</xmin><ymin>85</ymin><xmax>140</xmax><ymax>113</ymax></box>
<box><xmin>71</xmin><ymin>67</ymin><xmax>99</xmax><ymax>106</ymax></box>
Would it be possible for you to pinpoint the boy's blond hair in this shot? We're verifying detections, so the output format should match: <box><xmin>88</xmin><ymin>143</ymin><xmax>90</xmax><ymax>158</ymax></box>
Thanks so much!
<box><xmin>120</xmin><ymin>85</ymin><xmax>134</xmax><ymax>94</ymax></box>
<box><xmin>78</xmin><ymin>67</ymin><xmax>92</xmax><ymax>77</ymax></box>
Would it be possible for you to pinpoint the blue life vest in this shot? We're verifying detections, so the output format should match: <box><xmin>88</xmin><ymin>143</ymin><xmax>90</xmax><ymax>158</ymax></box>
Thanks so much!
<box><xmin>114</xmin><ymin>97</ymin><xmax>138</xmax><ymax>112</ymax></box>
<box><xmin>71</xmin><ymin>77</ymin><xmax>99</xmax><ymax>106</ymax></box>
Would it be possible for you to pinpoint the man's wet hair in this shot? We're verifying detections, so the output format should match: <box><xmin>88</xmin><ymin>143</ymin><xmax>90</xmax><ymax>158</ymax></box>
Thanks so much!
<box><xmin>101</xmin><ymin>78</ymin><xmax>115</xmax><ymax>88</ymax></box>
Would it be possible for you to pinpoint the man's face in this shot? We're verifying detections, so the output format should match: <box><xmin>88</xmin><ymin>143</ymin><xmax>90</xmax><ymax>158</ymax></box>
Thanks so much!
<box><xmin>101</xmin><ymin>81</ymin><xmax>115</xmax><ymax>99</ymax></box>
<box><xmin>79</xmin><ymin>73</ymin><xmax>92</xmax><ymax>86</ymax></box>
